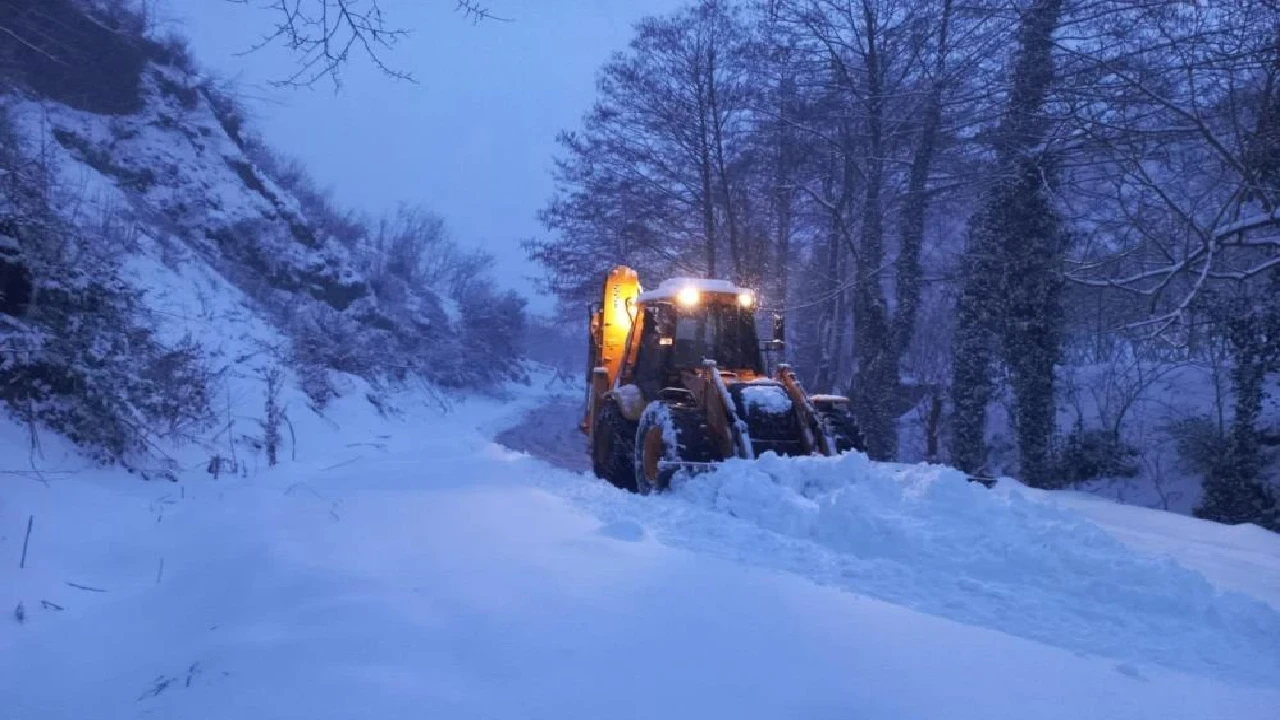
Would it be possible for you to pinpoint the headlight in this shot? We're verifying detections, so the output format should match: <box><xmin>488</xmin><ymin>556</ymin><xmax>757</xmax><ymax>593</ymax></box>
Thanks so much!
<box><xmin>677</xmin><ymin>286</ymin><xmax>701</xmax><ymax>307</ymax></box>
<box><xmin>737</xmin><ymin>290</ymin><xmax>755</xmax><ymax>308</ymax></box>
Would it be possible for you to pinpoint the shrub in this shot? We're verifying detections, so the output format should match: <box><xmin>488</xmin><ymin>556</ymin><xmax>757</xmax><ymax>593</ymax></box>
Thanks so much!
<box><xmin>0</xmin><ymin>103</ymin><xmax>215</xmax><ymax>466</ymax></box>
<box><xmin>1169</xmin><ymin>416</ymin><xmax>1228</xmax><ymax>478</ymax></box>
<box><xmin>1</xmin><ymin>262</ymin><xmax>216</xmax><ymax>465</ymax></box>
<box><xmin>1051</xmin><ymin>423</ymin><xmax>1141</xmax><ymax>486</ymax></box>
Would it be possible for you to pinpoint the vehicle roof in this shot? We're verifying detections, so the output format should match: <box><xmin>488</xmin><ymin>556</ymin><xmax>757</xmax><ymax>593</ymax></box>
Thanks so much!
<box><xmin>636</xmin><ymin>277</ymin><xmax>749</xmax><ymax>303</ymax></box>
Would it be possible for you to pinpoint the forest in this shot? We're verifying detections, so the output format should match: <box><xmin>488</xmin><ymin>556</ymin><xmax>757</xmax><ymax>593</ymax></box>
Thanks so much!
<box><xmin>526</xmin><ymin>0</ymin><xmax>1280</xmax><ymax>529</ymax></box>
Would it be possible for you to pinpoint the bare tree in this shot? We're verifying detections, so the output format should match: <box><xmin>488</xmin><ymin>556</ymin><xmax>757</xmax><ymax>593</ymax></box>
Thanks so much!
<box><xmin>529</xmin><ymin>0</ymin><xmax>756</xmax><ymax>308</ymax></box>
<box><xmin>1061</xmin><ymin>0</ymin><xmax>1280</xmax><ymax>342</ymax></box>
<box><xmin>767</xmin><ymin>0</ymin><xmax>995</xmax><ymax>459</ymax></box>
<box><xmin>228</xmin><ymin>0</ymin><xmax>507</xmax><ymax>87</ymax></box>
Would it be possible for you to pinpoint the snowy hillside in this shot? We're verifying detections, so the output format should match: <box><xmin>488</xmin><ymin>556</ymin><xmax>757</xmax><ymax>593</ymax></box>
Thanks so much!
<box><xmin>0</xmin><ymin>0</ymin><xmax>527</xmax><ymax>473</ymax></box>
<box><xmin>4</xmin><ymin>54</ymin><xmax>520</xmax><ymax>390</ymax></box>
<box><xmin>4</xmin><ymin>373</ymin><xmax>1280</xmax><ymax>719</ymax></box>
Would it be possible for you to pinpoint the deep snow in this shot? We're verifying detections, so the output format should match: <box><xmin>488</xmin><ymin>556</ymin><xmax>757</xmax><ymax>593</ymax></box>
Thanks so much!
<box><xmin>4</xmin><ymin>374</ymin><xmax>1280</xmax><ymax>719</ymax></box>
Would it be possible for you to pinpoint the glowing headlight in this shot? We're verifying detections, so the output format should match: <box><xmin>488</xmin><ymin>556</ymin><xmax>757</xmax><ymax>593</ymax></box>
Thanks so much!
<box><xmin>737</xmin><ymin>290</ymin><xmax>755</xmax><ymax>308</ymax></box>
<box><xmin>676</xmin><ymin>286</ymin><xmax>701</xmax><ymax>307</ymax></box>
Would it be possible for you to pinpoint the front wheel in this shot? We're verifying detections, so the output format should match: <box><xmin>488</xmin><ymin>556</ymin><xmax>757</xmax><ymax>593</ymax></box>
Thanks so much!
<box><xmin>633</xmin><ymin>402</ymin><xmax>721</xmax><ymax>494</ymax></box>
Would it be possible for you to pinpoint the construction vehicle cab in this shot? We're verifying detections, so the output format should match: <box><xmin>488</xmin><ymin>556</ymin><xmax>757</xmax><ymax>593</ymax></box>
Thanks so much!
<box><xmin>583</xmin><ymin>265</ymin><xmax>864</xmax><ymax>494</ymax></box>
<box><xmin>626</xmin><ymin>278</ymin><xmax>763</xmax><ymax>393</ymax></box>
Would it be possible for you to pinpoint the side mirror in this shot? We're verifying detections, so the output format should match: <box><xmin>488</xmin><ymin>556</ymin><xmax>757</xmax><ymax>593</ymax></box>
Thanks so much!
<box><xmin>772</xmin><ymin>312</ymin><xmax>786</xmax><ymax>344</ymax></box>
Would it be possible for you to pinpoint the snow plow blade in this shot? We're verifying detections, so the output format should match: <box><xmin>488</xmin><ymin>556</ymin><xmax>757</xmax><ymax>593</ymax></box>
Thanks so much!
<box><xmin>657</xmin><ymin>460</ymin><xmax>718</xmax><ymax>477</ymax></box>
<box><xmin>966</xmin><ymin>474</ymin><xmax>997</xmax><ymax>488</ymax></box>
<box><xmin>664</xmin><ymin>458</ymin><xmax>997</xmax><ymax>489</ymax></box>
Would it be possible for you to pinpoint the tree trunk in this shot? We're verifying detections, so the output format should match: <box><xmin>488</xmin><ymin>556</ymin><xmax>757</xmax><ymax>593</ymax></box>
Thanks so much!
<box><xmin>696</xmin><ymin>50</ymin><xmax>718</xmax><ymax>278</ymax></box>
<box><xmin>774</xmin><ymin>74</ymin><xmax>795</xmax><ymax>325</ymax></box>
<box><xmin>850</xmin><ymin>0</ymin><xmax>897</xmax><ymax>461</ymax></box>
<box><xmin>949</xmin><ymin>0</ymin><xmax>1065</xmax><ymax>481</ymax></box>
<box><xmin>949</xmin><ymin>237</ymin><xmax>997</xmax><ymax>475</ymax></box>
<box><xmin>892</xmin><ymin>0</ymin><xmax>951</xmax><ymax>362</ymax></box>
<box><xmin>924</xmin><ymin>390</ymin><xmax>943</xmax><ymax>463</ymax></box>
<box><xmin>707</xmin><ymin>45</ymin><xmax>743</xmax><ymax>283</ymax></box>
<box><xmin>814</xmin><ymin>206</ymin><xmax>843</xmax><ymax>392</ymax></box>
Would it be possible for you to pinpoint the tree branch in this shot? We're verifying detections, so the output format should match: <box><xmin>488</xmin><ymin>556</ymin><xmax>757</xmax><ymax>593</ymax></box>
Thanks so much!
<box><xmin>227</xmin><ymin>0</ymin><xmax>509</xmax><ymax>88</ymax></box>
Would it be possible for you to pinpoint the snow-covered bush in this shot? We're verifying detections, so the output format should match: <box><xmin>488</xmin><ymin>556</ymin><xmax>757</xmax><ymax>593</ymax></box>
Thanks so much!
<box><xmin>457</xmin><ymin>283</ymin><xmax>529</xmax><ymax>384</ymax></box>
<box><xmin>0</xmin><ymin>107</ymin><xmax>215</xmax><ymax>465</ymax></box>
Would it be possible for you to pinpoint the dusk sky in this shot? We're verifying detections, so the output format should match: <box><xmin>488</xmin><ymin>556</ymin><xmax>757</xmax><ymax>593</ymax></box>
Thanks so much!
<box><xmin>164</xmin><ymin>0</ymin><xmax>683</xmax><ymax>314</ymax></box>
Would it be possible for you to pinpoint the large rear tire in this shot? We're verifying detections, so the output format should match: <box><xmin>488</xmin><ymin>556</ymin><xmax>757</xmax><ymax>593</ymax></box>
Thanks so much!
<box><xmin>592</xmin><ymin>400</ymin><xmax>637</xmax><ymax>491</ymax></box>
<box><xmin>633</xmin><ymin>402</ymin><xmax>722</xmax><ymax>494</ymax></box>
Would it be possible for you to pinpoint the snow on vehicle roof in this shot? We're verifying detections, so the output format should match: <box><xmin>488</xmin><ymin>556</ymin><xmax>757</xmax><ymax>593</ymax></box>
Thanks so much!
<box><xmin>636</xmin><ymin>277</ymin><xmax>749</xmax><ymax>302</ymax></box>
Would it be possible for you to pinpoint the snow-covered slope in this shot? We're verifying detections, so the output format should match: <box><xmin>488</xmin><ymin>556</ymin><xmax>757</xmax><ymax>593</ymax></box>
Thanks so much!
<box><xmin>4</xmin><ymin>375</ymin><xmax>1279</xmax><ymax>719</ymax></box>
<box><xmin>1</xmin><ymin>10</ymin><xmax>524</xmax><ymax>467</ymax></box>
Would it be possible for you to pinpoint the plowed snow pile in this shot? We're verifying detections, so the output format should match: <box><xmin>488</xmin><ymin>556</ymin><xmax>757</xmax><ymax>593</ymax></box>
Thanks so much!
<box><xmin>669</xmin><ymin>452</ymin><xmax>1280</xmax><ymax>685</ymax></box>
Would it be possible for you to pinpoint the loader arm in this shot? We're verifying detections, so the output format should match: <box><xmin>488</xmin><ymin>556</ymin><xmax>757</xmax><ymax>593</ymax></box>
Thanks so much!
<box><xmin>581</xmin><ymin>265</ymin><xmax>641</xmax><ymax>437</ymax></box>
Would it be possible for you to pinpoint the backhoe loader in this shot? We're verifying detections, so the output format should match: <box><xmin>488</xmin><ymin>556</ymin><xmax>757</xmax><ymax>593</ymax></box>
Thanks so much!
<box><xmin>581</xmin><ymin>265</ymin><xmax>865</xmax><ymax>494</ymax></box>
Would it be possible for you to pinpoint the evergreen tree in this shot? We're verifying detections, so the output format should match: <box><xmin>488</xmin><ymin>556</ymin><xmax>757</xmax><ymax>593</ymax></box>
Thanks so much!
<box><xmin>949</xmin><ymin>0</ymin><xmax>1065</xmax><ymax>485</ymax></box>
<box><xmin>1194</xmin><ymin>294</ymin><xmax>1280</xmax><ymax>530</ymax></box>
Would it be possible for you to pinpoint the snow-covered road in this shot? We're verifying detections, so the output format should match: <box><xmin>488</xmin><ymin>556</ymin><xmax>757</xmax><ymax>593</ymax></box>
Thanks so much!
<box><xmin>3</xmin><ymin>377</ymin><xmax>1280</xmax><ymax>719</ymax></box>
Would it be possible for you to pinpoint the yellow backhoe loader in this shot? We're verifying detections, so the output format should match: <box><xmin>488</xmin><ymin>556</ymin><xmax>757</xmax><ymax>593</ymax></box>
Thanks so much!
<box><xmin>581</xmin><ymin>265</ymin><xmax>865</xmax><ymax>493</ymax></box>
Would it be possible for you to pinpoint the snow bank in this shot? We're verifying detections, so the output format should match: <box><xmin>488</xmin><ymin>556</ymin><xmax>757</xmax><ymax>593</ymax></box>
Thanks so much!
<box><xmin>669</xmin><ymin>451</ymin><xmax>1280</xmax><ymax>686</ymax></box>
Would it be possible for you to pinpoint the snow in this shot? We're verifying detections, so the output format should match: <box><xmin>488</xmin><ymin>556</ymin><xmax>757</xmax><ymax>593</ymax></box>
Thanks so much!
<box><xmin>808</xmin><ymin>393</ymin><xmax>849</xmax><ymax>402</ymax></box>
<box><xmin>4</xmin><ymin>161</ymin><xmax>1279</xmax><ymax>712</ymax></box>
<box><xmin>669</xmin><ymin>453</ymin><xmax>1280</xmax><ymax>685</ymax></box>
<box><xmin>612</xmin><ymin>382</ymin><xmax>645</xmax><ymax>417</ymax></box>
<box><xmin>636</xmin><ymin>276</ymin><xmax>747</xmax><ymax>303</ymax></box>
<box><xmin>8</xmin><ymin>10</ymin><xmax>1277</xmax><ymax>715</ymax></box>
<box><xmin>1031</xmin><ymin>487</ymin><xmax>1280</xmax><ymax>610</ymax></box>
<box><xmin>5</xmin><ymin>377</ymin><xmax>1280</xmax><ymax>719</ymax></box>
<box><xmin>740</xmin><ymin>382</ymin><xmax>794</xmax><ymax>415</ymax></box>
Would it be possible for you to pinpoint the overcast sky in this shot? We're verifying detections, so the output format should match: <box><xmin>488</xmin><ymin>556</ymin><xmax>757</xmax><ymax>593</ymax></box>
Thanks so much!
<box><xmin>162</xmin><ymin>0</ymin><xmax>683</xmax><ymax>314</ymax></box>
